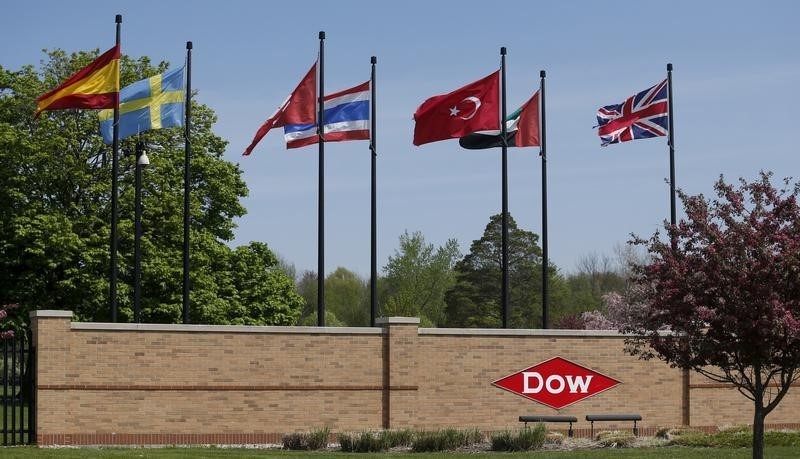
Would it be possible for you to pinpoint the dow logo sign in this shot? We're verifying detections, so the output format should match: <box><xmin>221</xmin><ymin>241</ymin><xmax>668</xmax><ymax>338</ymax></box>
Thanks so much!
<box><xmin>492</xmin><ymin>357</ymin><xmax>621</xmax><ymax>409</ymax></box>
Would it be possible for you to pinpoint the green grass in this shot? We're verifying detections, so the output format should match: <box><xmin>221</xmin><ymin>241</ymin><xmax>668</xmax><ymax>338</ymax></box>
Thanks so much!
<box><xmin>0</xmin><ymin>448</ymin><xmax>799</xmax><ymax>459</ymax></box>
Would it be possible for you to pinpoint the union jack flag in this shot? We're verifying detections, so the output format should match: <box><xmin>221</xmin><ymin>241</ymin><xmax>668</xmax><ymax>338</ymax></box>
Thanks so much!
<box><xmin>596</xmin><ymin>79</ymin><xmax>669</xmax><ymax>146</ymax></box>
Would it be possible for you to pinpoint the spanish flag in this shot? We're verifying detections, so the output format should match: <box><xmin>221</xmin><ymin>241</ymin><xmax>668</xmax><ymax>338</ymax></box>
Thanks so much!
<box><xmin>35</xmin><ymin>45</ymin><xmax>120</xmax><ymax>118</ymax></box>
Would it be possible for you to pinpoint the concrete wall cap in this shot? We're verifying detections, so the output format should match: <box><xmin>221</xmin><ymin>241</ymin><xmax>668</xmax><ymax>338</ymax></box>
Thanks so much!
<box><xmin>419</xmin><ymin>328</ymin><xmax>676</xmax><ymax>337</ymax></box>
<box><xmin>29</xmin><ymin>310</ymin><xmax>73</xmax><ymax>318</ymax></box>
<box><xmin>375</xmin><ymin>317</ymin><xmax>421</xmax><ymax>325</ymax></box>
<box><xmin>69</xmin><ymin>322</ymin><xmax>382</xmax><ymax>334</ymax></box>
<box><xmin>419</xmin><ymin>327</ymin><xmax>625</xmax><ymax>337</ymax></box>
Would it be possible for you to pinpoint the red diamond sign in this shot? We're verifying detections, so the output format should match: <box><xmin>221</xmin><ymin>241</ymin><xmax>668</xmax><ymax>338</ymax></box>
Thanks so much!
<box><xmin>492</xmin><ymin>357</ymin><xmax>621</xmax><ymax>409</ymax></box>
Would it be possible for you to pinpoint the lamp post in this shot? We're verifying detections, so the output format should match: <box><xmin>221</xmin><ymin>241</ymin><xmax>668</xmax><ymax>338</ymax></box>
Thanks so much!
<box><xmin>134</xmin><ymin>140</ymin><xmax>149</xmax><ymax>323</ymax></box>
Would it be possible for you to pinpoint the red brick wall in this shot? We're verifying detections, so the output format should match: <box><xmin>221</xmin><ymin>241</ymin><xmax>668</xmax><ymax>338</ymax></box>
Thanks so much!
<box><xmin>31</xmin><ymin>311</ymin><xmax>800</xmax><ymax>446</ymax></box>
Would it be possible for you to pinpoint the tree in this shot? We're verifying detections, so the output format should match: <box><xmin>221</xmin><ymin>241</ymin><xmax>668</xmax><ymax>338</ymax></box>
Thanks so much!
<box><xmin>294</xmin><ymin>270</ymin><xmax>345</xmax><ymax>327</ymax></box>
<box><xmin>326</xmin><ymin>267</ymin><xmax>369</xmax><ymax>326</ymax></box>
<box><xmin>0</xmin><ymin>50</ymin><xmax>302</xmax><ymax>325</ymax></box>
<box><xmin>444</xmin><ymin>213</ymin><xmax>566</xmax><ymax>328</ymax></box>
<box><xmin>625</xmin><ymin>172</ymin><xmax>800</xmax><ymax>459</ymax></box>
<box><xmin>0</xmin><ymin>304</ymin><xmax>17</xmax><ymax>339</ymax></box>
<box><xmin>382</xmin><ymin>231</ymin><xmax>460</xmax><ymax>326</ymax></box>
<box><xmin>574</xmin><ymin>288</ymin><xmax>651</xmax><ymax>330</ymax></box>
<box><xmin>560</xmin><ymin>252</ymin><xmax>628</xmax><ymax>319</ymax></box>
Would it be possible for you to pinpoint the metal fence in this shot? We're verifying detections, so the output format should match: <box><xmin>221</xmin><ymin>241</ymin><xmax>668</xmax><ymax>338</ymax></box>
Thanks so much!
<box><xmin>1</xmin><ymin>330</ymin><xmax>35</xmax><ymax>445</ymax></box>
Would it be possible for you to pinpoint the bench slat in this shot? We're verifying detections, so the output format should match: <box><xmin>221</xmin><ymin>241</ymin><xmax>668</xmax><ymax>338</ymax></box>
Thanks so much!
<box><xmin>585</xmin><ymin>414</ymin><xmax>641</xmax><ymax>421</ymax></box>
<box><xmin>519</xmin><ymin>415</ymin><xmax>578</xmax><ymax>423</ymax></box>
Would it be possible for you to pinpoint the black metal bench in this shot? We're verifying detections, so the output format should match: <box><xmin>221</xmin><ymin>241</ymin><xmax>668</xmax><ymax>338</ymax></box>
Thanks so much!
<box><xmin>519</xmin><ymin>415</ymin><xmax>578</xmax><ymax>437</ymax></box>
<box><xmin>585</xmin><ymin>414</ymin><xmax>642</xmax><ymax>437</ymax></box>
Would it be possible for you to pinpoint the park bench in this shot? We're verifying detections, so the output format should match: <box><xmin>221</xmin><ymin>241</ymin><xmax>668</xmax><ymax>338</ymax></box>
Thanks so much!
<box><xmin>585</xmin><ymin>414</ymin><xmax>642</xmax><ymax>437</ymax></box>
<box><xmin>519</xmin><ymin>415</ymin><xmax>578</xmax><ymax>437</ymax></box>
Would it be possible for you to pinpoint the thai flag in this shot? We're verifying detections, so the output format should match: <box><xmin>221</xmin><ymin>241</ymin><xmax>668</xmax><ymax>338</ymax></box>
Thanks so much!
<box><xmin>284</xmin><ymin>81</ymin><xmax>370</xmax><ymax>149</ymax></box>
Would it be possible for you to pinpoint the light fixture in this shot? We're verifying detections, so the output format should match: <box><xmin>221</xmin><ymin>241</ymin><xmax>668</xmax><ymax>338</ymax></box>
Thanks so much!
<box><xmin>138</xmin><ymin>151</ymin><xmax>150</xmax><ymax>166</ymax></box>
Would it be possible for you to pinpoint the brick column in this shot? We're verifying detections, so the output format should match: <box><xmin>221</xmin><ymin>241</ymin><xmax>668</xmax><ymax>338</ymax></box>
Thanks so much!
<box><xmin>377</xmin><ymin>317</ymin><xmax>420</xmax><ymax>429</ymax></box>
<box><xmin>29</xmin><ymin>310</ymin><xmax>73</xmax><ymax>442</ymax></box>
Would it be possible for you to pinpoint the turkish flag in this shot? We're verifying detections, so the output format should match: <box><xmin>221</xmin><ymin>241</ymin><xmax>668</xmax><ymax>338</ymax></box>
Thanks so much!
<box><xmin>413</xmin><ymin>71</ymin><xmax>500</xmax><ymax>146</ymax></box>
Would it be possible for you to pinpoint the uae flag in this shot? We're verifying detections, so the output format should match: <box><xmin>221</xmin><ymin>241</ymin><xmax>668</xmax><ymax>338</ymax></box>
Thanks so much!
<box><xmin>460</xmin><ymin>90</ymin><xmax>540</xmax><ymax>149</ymax></box>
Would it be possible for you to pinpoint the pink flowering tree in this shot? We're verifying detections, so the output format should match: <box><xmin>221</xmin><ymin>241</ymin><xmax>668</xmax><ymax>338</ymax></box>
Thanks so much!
<box><xmin>581</xmin><ymin>287</ymin><xmax>655</xmax><ymax>330</ymax></box>
<box><xmin>626</xmin><ymin>172</ymin><xmax>800</xmax><ymax>459</ymax></box>
<box><xmin>0</xmin><ymin>304</ymin><xmax>18</xmax><ymax>340</ymax></box>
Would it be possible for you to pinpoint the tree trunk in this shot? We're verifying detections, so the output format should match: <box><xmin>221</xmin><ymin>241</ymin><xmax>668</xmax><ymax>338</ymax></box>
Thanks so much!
<box><xmin>753</xmin><ymin>403</ymin><xmax>765</xmax><ymax>459</ymax></box>
<box><xmin>752</xmin><ymin>372</ymin><xmax>765</xmax><ymax>459</ymax></box>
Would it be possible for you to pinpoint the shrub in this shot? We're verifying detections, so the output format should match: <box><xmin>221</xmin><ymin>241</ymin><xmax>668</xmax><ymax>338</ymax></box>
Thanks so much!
<box><xmin>338</xmin><ymin>431</ymin><xmax>389</xmax><ymax>453</ymax></box>
<box><xmin>307</xmin><ymin>427</ymin><xmax>330</xmax><ymax>450</ymax></box>
<box><xmin>282</xmin><ymin>432</ymin><xmax>306</xmax><ymax>450</ymax></box>
<box><xmin>764</xmin><ymin>430</ymin><xmax>800</xmax><ymax>447</ymax></box>
<box><xmin>490</xmin><ymin>424</ymin><xmax>547</xmax><ymax>452</ymax></box>
<box><xmin>381</xmin><ymin>429</ymin><xmax>415</xmax><ymax>448</ymax></box>
<box><xmin>655</xmin><ymin>425</ymin><xmax>702</xmax><ymax>440</ymax></box>
<box><xmin>337</xmin><ymin>432</ymin><xmax>355</xmax><ymax>452</ymax></box>
<box><xmin>490</xmin><ymin>430</ymin><xmax>514</xmax><ymax>451</ymax></box>
<box><xmin>412</xmin><ymin>428</ymin><xmax>483</xmax><ymax>452</ymax></box>
<box><xmin>712</xmin><ymin>425</ymin><xmax>752</xmax><ymax>448</ymax></box>
<box><xmin>595</xmin><ymin>430</ymin><xmax>636</xmax><ymax>448</ymax></box>
<box><xmin>666</xmin><ymin>431</ymin><xmax>712</xmax><ymax>447</ymax></box>
<box><xmin>282</xmin><ymin>427</ymin><xmax>329</xmax><ymax>450</ymax></box>
<box><xmin>664</xmin><ymin>427</ymin><xmax>800</xmax><ymax>448</ymax></box>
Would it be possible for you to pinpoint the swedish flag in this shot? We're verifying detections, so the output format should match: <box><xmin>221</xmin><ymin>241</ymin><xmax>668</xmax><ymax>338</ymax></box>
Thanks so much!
<box><xmin>99</xmin><ymin>67</ymin><xmax>185</xmax><ymax>144</ymax></box>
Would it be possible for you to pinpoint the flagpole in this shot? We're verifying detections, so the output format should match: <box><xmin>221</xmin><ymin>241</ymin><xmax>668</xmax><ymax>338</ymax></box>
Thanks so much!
<box><xmin>110</xmin><ymin>14</ymin><xmax>122</xmax><ymax>323</ymax></box>
<box><xmin>500</xmin><ymin>47</ymin><xmax>509</xmax><ymax>329</ymax></box>
<box><xmin>668</xmin><ymin>62</ymin><xmax>687</xmax><ymax>426</ymax></box>
<box><xmin>667</xmin><ymin>63</ymin><xmax>676</xmax><ymax>230</ymax></box>
<box><xmin>540</xmin><ymin>70</ymin><xmax>549</xmax><ymax>329</ymax></box>
<box><xmin>183</xmin><ymin>41</ymin><xmax>193</xmax><ymax>324</ymax></box>
<box><xmin>134</xmin><ymin>138</ymin><xmax>144</xmax><ymax>323</ymax></box>
<box><xmin>370</xmin><ymin>56</ymin><xmax>378</xmax><ymax>327</ymax></box>
<box><xmin>317</xmin><ymin>31</ymin><xmax>326</xmax><ymax>327</ymax></box>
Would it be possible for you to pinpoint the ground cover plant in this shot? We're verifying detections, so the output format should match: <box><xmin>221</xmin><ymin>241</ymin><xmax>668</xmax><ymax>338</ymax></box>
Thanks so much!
<box><xmin>490</xmin><ymin>423</ymin><xmax>547</xmax><ymax>451</ymax></box>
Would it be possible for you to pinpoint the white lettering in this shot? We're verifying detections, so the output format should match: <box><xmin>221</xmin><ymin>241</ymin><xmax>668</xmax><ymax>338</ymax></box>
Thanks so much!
<box><xmin>566</xmin><ymin>375</ymin><xmax>593</xmax><ymax>393</ymax></box>
<box><xmin>522</xmin><ymin>372</ymin><xmax>594</xmax><ymax>394</ymax></box>
<box><xmin>545</xmin><ymin>375</ymin><xmax>565</xmax><ymax>394</ymax></box>
<box><xmin>522</xmin><ymin>372</ymin><xmax>543</xmax><ymax>393</ymax></box>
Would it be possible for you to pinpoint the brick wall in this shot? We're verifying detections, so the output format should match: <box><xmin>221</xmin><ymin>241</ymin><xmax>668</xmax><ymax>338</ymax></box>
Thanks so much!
<box><xmin>31</xmin><ymin>311</ymin><xmax>800</xmax><ymax>446</ymax></box>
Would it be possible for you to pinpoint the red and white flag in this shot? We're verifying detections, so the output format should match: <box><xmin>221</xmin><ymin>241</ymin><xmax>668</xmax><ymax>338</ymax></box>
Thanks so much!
<box><xmin>413</xmin><ymin>71</ymin><xmax>500</xmax><ymax>146</ymax></box>
<box><xmin>244</xmin><ymin>63</ymin><xmax>317</xmax><ymax>156</ymax></box>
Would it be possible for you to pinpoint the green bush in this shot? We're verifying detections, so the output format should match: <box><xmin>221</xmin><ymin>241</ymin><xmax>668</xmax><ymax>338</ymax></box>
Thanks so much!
<box><xmin>282</xmin><ymin>432</ymin><xmax>305</xmax><ymax>450</ymax></box>
<box><xmin>655</xmin><ymin>425</ymin><xmax>701</xmax><ymax>439</ymax></box>
<box><xmin>490</xmin><ymin>424</ymin><xmax>547</xmax><ymax>452</ymax></box>
<box><xmin>282</xmin><ymin>427</ymin><xmax>329</xmax><ymax>450</ymax></box>
<box><xmin>595</xmin><ymin>430</ymin><xmax>636</xmax><ymax>448</ymax></box>
<box><xmin>381</xmin><ymin>429</ymin><xmax>415</xmax><ymax>447</ymax></box>
<box><xmin>338</xmin><ymin>431</ymin><xmax>389</xmax><ymax>453</ymax></box>
<box><xmin>765</xmin><ymin>430</ymin><xmax>800</xmax><ymax>447</ymax></box>
<box><xmin>667</xmin><ymin>432</ymin><xmax>714</xmax><ymax>447</ymax></box>
<box><xmin>712</xmin><ymin>426</ymin><xmax>752</xmax><ymax>448</ymax></box>
<box><xmin>669</xmin><ymin>427</ymin><xmax>800</xmax><ymax>448</ymax></box>
<box><xmin>307</xmin><ymin>427</ymin><xmax>330</xmax><ymax>450</ymax></box>
<box><xmin>664</xmin><ymin>426</ymin><xmax>800</xmax><ymax>448</ymax></box>
<box><xmin>337</xmin><ymin>432</ymin><xmax>354</xmax><ymax>452</ymax></box>
<box><xmin>412</xmin><ymin>428</ymin><xmax>483</xmax><ymax>452</ymax></box>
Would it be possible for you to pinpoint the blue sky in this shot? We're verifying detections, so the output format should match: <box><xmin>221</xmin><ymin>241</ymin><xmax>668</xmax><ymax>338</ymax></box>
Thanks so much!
<box><xmin>3</xmin><ymin>1</ymin><xmax>798</xmax><ymax>277</ymax></box>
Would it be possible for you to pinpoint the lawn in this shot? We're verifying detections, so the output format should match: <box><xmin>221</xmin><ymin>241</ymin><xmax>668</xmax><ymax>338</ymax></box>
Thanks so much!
<box><xmin>1</xmin><ymin>447</ymin><xmax>799</xmax><ymax>459</ymax></box>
